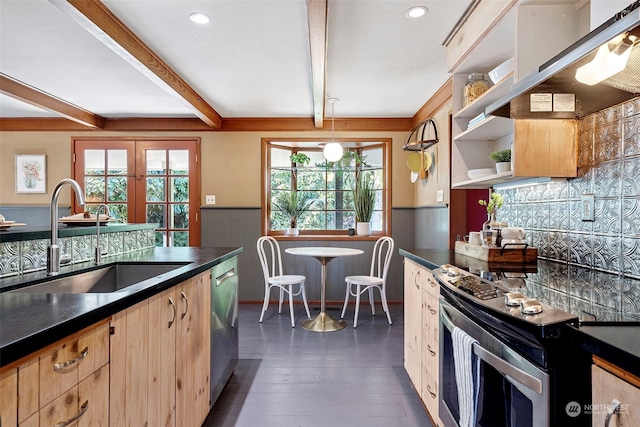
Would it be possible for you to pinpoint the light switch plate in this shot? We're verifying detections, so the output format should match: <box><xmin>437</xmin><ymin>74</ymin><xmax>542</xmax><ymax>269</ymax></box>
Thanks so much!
<box><xmin>581</xmin><ymin>193</ymin><xmax>594</xmax><ymax>221</ymax></box>
<box><xmin>436</xmin><ymin>190</ymin><xmax>444</xmax><ymax>202</ymax></box>
<box><xmin>206</xmin><ymin>195</ymin><xmax>216</xmax><ymax>205</ymax></box>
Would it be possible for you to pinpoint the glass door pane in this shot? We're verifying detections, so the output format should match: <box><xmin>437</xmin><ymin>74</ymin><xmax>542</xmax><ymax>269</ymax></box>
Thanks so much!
<box><xmin>75</xmin><ymin>142</ymin><xmax>134</xmax><ymax>223</ymax></box>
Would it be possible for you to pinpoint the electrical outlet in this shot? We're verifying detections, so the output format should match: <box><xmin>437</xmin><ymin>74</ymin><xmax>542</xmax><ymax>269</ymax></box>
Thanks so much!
<box><xmin>581</xmin><ymin>193</ymin><xmax>594</xmax><ymax>221</ymax></box>
<box><xmin>206</xmin><ymin>195</ymin><xmax>216</xmax><ymax>205</ymax></box>
<box><xmin>436</xmin><ymin>190</ymin><xmax>444</xmax><ymax>202</ymax></box>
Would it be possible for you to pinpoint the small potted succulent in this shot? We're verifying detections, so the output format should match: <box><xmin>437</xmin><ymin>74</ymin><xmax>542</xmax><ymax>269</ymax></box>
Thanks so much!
<box><xmin>289</xmin><ymin>153</ymin><xmax>311</xmax><ymax>167</ymax></box>
<box><xmin>489</xmin><ymin>149</ymin><xmax>511</xmax><ymax>173</ymax></box>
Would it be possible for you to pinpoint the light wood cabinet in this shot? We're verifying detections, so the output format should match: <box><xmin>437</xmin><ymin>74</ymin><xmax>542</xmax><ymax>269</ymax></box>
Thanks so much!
<box><xmin>404</xmin><ymin>258</ymin><xmax>423</xmax><ymax>387</ymax></box>
<box><xmin>513</xmin><ymin>119</ymin><xmax>577</xmax><ymax>177</ymax></box>
<box><xmin>421</xmin><ymin>285</ymin><xmax>439</xmax><ymax>420</ymax></box>
<box><xmin>404</xmin><ymin>258</ymin><xmax>441</xmax><ymax>425</ymax></box>
<box><xmin>0</xmin><ymin>367</ymin><xmax>18</xmax><ymax>427</ymax></box>
<box><xmin>176</xmin><ymin>271</ymin><xmax>211</xmax><ymax>427</ymax></box>
<box><xmin>15</xmin><ymin>321</ymin><xmax>110</xmax><ymax>427</ymax></box>
<box><xmin>592</xmin><ymin>359</ymin><xmax>640</xmax><ymax>427</ymax></box>
<box><xmin>110</xmin><ymin>270</ymin><xmax>211</xmax><ymax>427</ymax></box>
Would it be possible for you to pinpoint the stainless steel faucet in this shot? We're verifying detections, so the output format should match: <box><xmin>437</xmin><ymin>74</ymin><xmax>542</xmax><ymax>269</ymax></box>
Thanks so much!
<box><xmin>95</xmin><ymin>203</ymin><xmax>110</xmax><ymax>264</ymax></box>
<box><xmin>48</xmin><ymin>179</ymin><xmax>86</xmax><ymax>276</ymax></box>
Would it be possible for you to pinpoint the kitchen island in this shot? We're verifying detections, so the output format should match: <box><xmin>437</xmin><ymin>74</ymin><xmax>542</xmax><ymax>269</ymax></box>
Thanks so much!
<box><xmin>0</xmin><ymin>246</ymin><xmax>242</xmax><ymax>367</ymax></box>
<box><xmin>0</xmin><ymin>246</ymin><xmax>242</xmax><ymax>427</ymax></box>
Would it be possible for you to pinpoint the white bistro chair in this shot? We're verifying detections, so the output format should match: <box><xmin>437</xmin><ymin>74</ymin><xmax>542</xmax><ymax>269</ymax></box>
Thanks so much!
<box><xmin>341</xmin><ymin>236</ymin><xmax>394</xmax><ymax>328</ymax></box>
<box><xmin>257</xmin><ymin>236</ymin><xmax>311</xmax><ymax>327</ymax></box>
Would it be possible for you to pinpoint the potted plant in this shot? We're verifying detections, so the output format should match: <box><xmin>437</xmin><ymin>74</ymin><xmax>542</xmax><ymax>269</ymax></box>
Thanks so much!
<box><xmin>353</xmin><ymin>176</ymin><xmax>376</xmax><ymax>236</ymax></box>
<box><xmin>489</xmin><ymin>149</ymin><xmax>512</xmax><ymax>173</ymax></box>
<box><xmin>272</xmin><ymin>190</ymin><xmax>315</xmax><ymax>235</ymax></box>
<box><xmin>289</xmin><ymin>153</ymin><xmax>311</xmax><ymax>167</ymax></box>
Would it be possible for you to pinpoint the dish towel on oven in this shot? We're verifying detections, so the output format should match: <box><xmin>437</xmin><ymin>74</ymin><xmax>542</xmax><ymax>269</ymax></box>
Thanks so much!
<box><xmin>452</xmin><ymin>326</ymin><xmax>480</xmax><ymax>427</ymax></box>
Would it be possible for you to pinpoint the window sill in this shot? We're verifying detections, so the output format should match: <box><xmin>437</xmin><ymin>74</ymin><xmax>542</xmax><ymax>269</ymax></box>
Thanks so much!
<box><xmin>273</xmin><ymin>234</ymin><xmax>384</xmax><ymax>241</ymax></box>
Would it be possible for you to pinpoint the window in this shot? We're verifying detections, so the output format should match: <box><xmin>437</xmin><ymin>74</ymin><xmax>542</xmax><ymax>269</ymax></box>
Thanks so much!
<box><xmin>262</xmin><ymin>138</ymin><xmax>391</xmax><ymax>236</ymax></box>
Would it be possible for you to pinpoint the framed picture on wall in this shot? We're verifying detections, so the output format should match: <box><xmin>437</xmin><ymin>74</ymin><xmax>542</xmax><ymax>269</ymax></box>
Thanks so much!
<box><xmin>15</xmin><ymin>154</ymin><xmax>46</xmax><ymax>193</ymax></box>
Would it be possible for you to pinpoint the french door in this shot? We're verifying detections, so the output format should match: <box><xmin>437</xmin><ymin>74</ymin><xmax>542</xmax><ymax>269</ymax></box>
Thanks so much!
<box><xmin>73</xmin><ymin>138</ymin><xmax>200</xmax><ymax>247</ymax></box>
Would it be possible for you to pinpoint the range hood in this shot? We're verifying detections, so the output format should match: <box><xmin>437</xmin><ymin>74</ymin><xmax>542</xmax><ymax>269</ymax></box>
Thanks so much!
<box><xmin>487</xmin><ymin>0</ymin><xmax>640</xmax><ymax>119</ymax></box>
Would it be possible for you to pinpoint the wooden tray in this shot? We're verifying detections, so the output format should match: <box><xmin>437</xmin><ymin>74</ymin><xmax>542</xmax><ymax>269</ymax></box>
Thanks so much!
<box><xmin>455</xmin><ymin>241</ymin><xmax>538</xmax><ymax>263</ymax></box>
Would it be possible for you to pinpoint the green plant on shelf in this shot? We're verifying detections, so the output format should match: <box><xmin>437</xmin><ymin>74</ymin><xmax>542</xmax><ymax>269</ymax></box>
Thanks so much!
<box><xmin>289</xmin><ymin>153</ymin><xmax>311</xmax><ymax>166</ymax></box>
<box><xmin>489</xmin><ymin>148</ymin><xmax>511</xmax><ymax>163</ymax></box>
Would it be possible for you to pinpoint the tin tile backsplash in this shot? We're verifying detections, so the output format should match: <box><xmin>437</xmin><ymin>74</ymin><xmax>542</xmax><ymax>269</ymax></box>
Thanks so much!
<box><xmin>499</xmin><ymin>97</ymin><xmax>640</xmax><ymax>278</ymax></box>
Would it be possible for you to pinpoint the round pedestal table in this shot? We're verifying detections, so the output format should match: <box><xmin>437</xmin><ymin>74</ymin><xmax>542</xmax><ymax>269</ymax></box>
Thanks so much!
<box><xmin>285</xmin><ymin>247</ymin><xmax>363</xmax><ymax>332</ymax></box>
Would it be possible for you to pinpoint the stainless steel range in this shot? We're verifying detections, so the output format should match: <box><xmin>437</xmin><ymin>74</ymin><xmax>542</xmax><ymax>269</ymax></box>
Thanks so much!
<box><xmin>436</xmin><ymin>264</ymin><xmax>592</xmax><ymax>427</ymax></box>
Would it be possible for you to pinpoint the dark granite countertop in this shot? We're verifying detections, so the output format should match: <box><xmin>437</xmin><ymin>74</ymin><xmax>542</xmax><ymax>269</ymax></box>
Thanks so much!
<box><xmin>399</xmin><ymin>248</ymin><xmax>640</xmax><ymax>377</ymax></box>
<box><xmin>0</xmin><ymin>246</ymin><xmax>242</xmax><ymax>367</ymax></box>
<box><xmin>0</xmin><ymin>222</ymin><xmax>157</xmax><ymax>243</ymax></box>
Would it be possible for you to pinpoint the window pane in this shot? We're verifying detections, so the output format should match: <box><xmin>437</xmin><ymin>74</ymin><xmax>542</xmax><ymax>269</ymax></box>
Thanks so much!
<box><xmin>109</xmin><ymin>204</ymin><xmax>127</xmax><ymax>222</ymax></box>
<box><xmin>107</xmin><ymin>177</ymin><xmax>127</xmax><ymax>202</ymax></box>
<box><xmin>171</xmin><ymin>231</ymin><xmax>189</xmax><ymax>247</ymax></box>
<box><xmin>364</xmin><ymin>147</ymin><xmax>383</xmax><ymax>167</ymax></box>
<box><xmin>371</xmin><ymin>211</ymin><xmax>383</xmax><ymax>231</ymax></box>
<box><xmin>170</xmin><ymin>177</ymin><xmax>189</xmax><ymax>202</ymax></box>
<box><xmin>147</xmin><ymin>177</ymin><xmax>166</xmax><ymax>202</ymax></box>
<box><xmin>85</xmin><ymin>150</ymin><xmax>105</xmax><ymax>174</ymax></box>
<box><xmin>169</xmin><ymin>150</ymin><xmax>189</xmax><ymax>175</ymax></box>
<box><xmin>147</xmin><ymin>150</ymin><xmax>166</xmax><ymax>175</ymax></box>
<box><xmin>271</xmin><ymin>147</ymin><xmax>291</xmax><ymax>167</ymax></box>
<box><xmin>306</xmin><ymin>151</ymin><xmax>324</xmax><ymax>166</ymax></box>
<box><xmin>107</xmin><ymin>150</ymin><xmax>127</xmax><ymax>175</ymax></box>
<box><xmin>155</xmin><ymin>231</ymin><xmax>165</xmax><ymax>247</ymax></box>
<box><xmin>297</xmin><ymin>169</ymin><xmax>325</xmax><ymax>190</ymax></box>
<box><xmin>271</xmin><ymin>170</ymin><xmax>292</xmax><ymax>190</ymax></box>
<box><xmin>147</xmin><ymin>204</ymin><xmax>165</xmax><ymax>227</ymax></box>
<box><xmin>85</xmin><ymin>177</ymin><xmax>105</xmax><ymax>202</ymax></box>
<box><xmin>171</xmin><ymin>204</ymin><xmax>189</xmax><ymax>228</ymax></box>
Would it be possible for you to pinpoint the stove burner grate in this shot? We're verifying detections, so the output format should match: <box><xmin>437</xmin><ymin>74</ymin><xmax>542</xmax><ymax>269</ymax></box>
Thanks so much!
<box><xmin>449</xmin><ymin>275</ymin><xmax>499</xmax><ymax>300</ymax></box>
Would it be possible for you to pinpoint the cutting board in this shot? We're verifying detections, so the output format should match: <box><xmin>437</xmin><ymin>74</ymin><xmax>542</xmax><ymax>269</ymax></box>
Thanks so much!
<box><xmin>455</xmin><ymin>241</ymin><xmax>538</xmax><ymax>263</ymax></box>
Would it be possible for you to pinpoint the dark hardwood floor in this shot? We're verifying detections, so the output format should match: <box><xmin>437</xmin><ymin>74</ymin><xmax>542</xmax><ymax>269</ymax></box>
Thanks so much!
<box><xmin>202</xmin><ymin>303</ymin><xmax>434</xmax><ymax>427</ymax></box>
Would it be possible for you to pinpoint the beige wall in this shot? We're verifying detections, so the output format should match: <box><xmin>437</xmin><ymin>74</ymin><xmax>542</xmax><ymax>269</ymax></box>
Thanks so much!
<box><xmin>1</xmin><ymin>129</ymin><xmax>420</xmax><ymax>208</ymax></box>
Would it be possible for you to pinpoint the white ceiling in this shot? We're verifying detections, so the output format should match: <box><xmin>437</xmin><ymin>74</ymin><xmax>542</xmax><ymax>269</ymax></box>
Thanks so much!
<box><xmin>0</xmin><ymin>0</ymin><xmax>473</xmax><ymax>122</ymax></box>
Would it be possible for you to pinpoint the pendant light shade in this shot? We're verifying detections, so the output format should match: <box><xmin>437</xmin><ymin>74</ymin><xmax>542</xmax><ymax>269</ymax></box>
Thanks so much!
<box><xmin>323</xmin><ymin>142</ymin><xmax>344</xmax><ymax>161</ymax></box>
<box><xmin>324</xmin><ymin>97</ymin><xmax>343</xmax><ymax>162</ymax></box>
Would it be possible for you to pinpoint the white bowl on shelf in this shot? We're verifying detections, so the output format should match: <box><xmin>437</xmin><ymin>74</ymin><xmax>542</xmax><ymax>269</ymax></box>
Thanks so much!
<box><xmin>467</xmin><ymin>168</ymin><xmax>495</xmax><ymax>180</ymax></box>
<box><xmin>488</xmin><ymin>58</ymin><xmax>514</xmax><ymax>84</ymax></box>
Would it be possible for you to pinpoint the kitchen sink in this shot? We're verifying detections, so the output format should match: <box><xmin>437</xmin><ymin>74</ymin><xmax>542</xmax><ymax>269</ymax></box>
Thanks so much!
<box><xmin>8</xmin><ymin>263</ymin><xmax>189</xmax><ymax>294</ymax></box>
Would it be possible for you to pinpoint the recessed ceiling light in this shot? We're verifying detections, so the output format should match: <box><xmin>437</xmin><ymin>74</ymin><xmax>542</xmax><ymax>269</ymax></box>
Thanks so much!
<box><xmin>190</xmin><ymin>12</ymin><xmax>210</xmax><ymax>24</ymax></box>
<box><xmin>406</xmin><ymin>6</ymin><xmax>428</xmax><ymax>19</ymax></box>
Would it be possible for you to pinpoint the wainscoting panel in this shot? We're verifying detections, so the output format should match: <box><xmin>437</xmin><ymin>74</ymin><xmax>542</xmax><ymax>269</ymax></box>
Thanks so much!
<box><xmin>201</xmin><ymin>207</ymin><xmax>418</xmax><ymax>303</ymax></box>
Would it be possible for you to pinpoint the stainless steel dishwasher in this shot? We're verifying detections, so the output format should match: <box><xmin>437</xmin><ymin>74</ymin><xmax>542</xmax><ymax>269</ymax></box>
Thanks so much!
<box><xmin>210</xmin><ymin>256</ymin><xmax>239</xmax><ymax>405</ymax></box>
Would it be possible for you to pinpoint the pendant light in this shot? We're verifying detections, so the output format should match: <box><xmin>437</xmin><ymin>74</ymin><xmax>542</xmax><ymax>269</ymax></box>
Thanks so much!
<box><xmin>323</xmin><ymin>97</ymin><xmax>344</xmax><ymax>162</ymax></box>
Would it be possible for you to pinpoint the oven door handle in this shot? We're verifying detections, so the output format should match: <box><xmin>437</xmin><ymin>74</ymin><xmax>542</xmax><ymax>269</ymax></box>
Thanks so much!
<box><xmin>440</xmin><ymin>302</ymin><xmax>543</xmax><ymax>395</ymax></box>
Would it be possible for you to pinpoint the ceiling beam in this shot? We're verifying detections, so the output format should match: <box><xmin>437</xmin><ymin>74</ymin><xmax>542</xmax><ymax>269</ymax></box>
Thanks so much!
<box><xmin>0</xmin><ymin>74</ymin><xmax>106</xmax><ymax>128</ymax></box>
<box><xmin>0</xmin><ymin>117</ymin><xmax>413</xmax><ymax>132</ymax></box>
<box><xmin>50</xmin><ymin>0</ymin><xmax>222</xmax><ymax>129</ymax></box>
<box><xmin>306</xmin><ymin>0</ymin><xmax>328</xmax><ymax>128</ymax></box>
